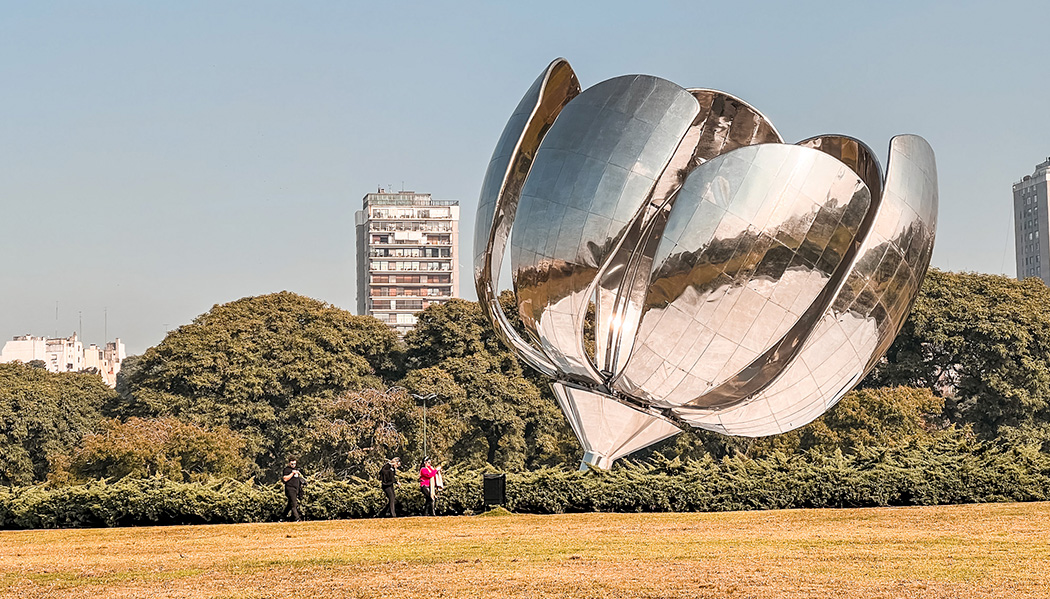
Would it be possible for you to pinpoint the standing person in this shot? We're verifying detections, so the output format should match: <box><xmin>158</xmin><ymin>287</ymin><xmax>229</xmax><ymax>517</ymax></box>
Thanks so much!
<box><xmin>380</xmin><ymin>457</ymin><xmax>400</xmax><ymax>517</ymax></box>
<box><xmin>418</xmin><ymin>457</ymin><xmax>441</xmax><ymax>516</ymax></box>
<box><xmin>281</xmin><ymin>458</ymin><xmax>305</xmax><ymax>522</ymax></box>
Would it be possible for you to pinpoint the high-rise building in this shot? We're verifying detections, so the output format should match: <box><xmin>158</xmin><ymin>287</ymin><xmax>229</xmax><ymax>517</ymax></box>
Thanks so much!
<box><xmin>1014</xmin><ymin>158</ymin><xmax>1050</xmax><ymax>284</ymax></box>
<box><xmin>355</xmin><ymin>190</ymin><xmax>460</xmax><ymax>334</ymax></box>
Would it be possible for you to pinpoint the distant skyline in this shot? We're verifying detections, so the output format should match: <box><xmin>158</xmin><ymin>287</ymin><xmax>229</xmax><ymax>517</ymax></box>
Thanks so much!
<box><xmin>2</xmin><ymin>1</ymin><xmax>1048</xmax><ymax>354</ymax></box>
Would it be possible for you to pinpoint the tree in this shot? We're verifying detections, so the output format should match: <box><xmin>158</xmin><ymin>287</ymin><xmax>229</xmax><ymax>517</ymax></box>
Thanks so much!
<box><xmin>115</xmin><ymin>292</ymin><xmax>403</xmax><ymax>477</ymax></box>
<box><xmin>795</xmin><ymin>386</ymin><xmax>948</xmax><ymax>451</ymax></box>
<box><xmin>295</xmin><ymin>387</ymin><xmax>419</xmax><ymax>479</ymax></box>
<box><xmin>398</xmin><ymin>366</ymin><xmax>470</xmax><ymax>465</ymax></box>
<box><xmin>51</xmin><ymin>417</ymin><xmax>250</xmax><ymax>483</ymax></box>
<box><xmin>404</xmin><ymin>297</ymin><xmax>509</xmax><ymax>365</ymax></box>
<box><xmin>866</xmin><ymin>270</ymin><xmax>1050</xmax><ymax>436</ymax></box>
<box><xmin>0</xmin><ymin>363</ymin><xmax>115</xmax><ymax>485</ymax></box>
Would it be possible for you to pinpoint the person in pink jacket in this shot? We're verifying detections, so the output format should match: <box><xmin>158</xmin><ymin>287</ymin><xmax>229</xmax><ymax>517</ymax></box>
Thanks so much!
<box><xmin>418</xmin><ymin>457</ymin><xmax>441</xmax><ymax>516</ymax></box>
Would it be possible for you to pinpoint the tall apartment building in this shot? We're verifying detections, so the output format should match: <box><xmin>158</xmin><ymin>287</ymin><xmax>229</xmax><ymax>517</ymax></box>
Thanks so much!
<box><xmin>0</xmin><ymin>333</ymin><xmax>126</xmax><ymax>387</ymax></box>
<box><xmin>355</xmin><ymin>190</ymin><xmax>460</xmax><ymax>334</ymax></box>
<box><xmin>1013</xmin><ymin>158</ymin><xmax>1050</xmax><ymax>284</ymax></box>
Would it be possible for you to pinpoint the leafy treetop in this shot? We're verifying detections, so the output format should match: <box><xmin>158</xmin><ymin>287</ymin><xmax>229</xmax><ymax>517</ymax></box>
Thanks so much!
<box><xmin>115</xmin><ymin>291</ymin><xmax>403</xmax><ymax>478</ymax></box>
<box><xmin>0</xmin><ymin>363</ymin><xmax>116</xmax><ymax>485</ymax></box>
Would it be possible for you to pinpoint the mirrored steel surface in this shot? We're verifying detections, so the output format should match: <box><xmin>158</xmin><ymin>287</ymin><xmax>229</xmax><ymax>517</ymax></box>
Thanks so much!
<box><xmin>614</xmin><ymin>144</ymin><xmax>873</xmax><ymax>410</ymax></box>
<box><xmin>552</xmin><ymin>382</ymin><xmax>681</xmax><ymax>471</ymax></box>
<box><xmin>474</xmin><ymin>58</ymin><xmax>580</xmax><ymax>378</ymax></box>
<box><xmin>511</xmin><ymin>75</ymin><xmax>699</xmax><ymax>384</ymax></box>
<box><xmin>677</xmin><ymin>135</ymin><xmax>937</xmax><ymax>435</ymax></box>
<box><xmin>798</xmin><ymin>135</ymin><xmax>883</xmax><ymax>205</ymax></box>
<box><xmin>475</xmin><ymin>59</ymin><xmax>939</xmax><ymax>468</ymax></box>
<box><xmin>594</xmin><ymin>90</ymin><xmax>785</xmax><ymax>378</ymax></box>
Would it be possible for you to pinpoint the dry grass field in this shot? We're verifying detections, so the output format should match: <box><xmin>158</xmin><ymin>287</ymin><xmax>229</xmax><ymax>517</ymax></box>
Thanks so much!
<box><xmin>2</xmin><ymin>502</ymin><xmax>1048</xmax><ymax>599</ymax></box>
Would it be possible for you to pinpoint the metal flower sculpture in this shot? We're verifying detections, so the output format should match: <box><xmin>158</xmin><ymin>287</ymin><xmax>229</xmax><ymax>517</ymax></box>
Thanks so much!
<box><xmin>475</xmin><ymin>58</ymin><xmax>937</xmax><ymax>469</ymax></box>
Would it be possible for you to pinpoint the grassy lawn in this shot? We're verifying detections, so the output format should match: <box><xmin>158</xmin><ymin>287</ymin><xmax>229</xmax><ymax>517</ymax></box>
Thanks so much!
<box><xmin>2</xmin><ymin>502</ymin><xmax>1048</xmax><ymax>598</ymax></box>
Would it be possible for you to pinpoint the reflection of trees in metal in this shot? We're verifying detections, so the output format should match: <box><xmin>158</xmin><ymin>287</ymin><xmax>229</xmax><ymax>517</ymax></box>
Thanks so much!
<box><xmin>475</xmin><ymin>59</ymin><xmax>938</xmax><ymax>469</ymax></box>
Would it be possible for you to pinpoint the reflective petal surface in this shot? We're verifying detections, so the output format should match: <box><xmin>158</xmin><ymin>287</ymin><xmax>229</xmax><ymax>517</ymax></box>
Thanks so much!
<box><xmin>615</xmin><ymin>144</ymin><xmax>873</xmax><ymax>410</ymax></box>
<box><xmin>552</xmin><ymin>382</ymin><xmax>681</xmax><ymax>471</ymax></box>
<box><xmin>677</xmin><ymin>135</ymin><xmax>937</xmax><ymax>435</ymax></box>
<box><xmin>511</xmin><ymin>75</ymin><xmax>699</xmax><ymax>383</ymax></box>
<box><xmin>594</xmin><ymin>89</ymin><xmax>784</xmax><ymax>379</ymax></box>
<box><xmin>475</xmin><ymin>60</ymin><xmax>939</xmax><ymax>468</ymax></box>
<box><xmin>474</xmin><ymin>58</ymin><xmax>580</xmax><ymax>378</ymax></box>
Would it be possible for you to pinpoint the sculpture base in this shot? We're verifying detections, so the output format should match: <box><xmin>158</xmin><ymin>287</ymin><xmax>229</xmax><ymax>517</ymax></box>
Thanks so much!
<box><xmin>550</xmin><ymin>382</ymin><xmax>682</xmax><ymax>471</ymax></box>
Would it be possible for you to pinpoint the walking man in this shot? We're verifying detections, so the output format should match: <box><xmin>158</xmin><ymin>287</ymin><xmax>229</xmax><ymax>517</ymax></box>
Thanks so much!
<box><xmin>380</xmin><ymin>457</ymin><xmax>400</xmax><ymax>517</ymax></box>
<box><xmin>282</xmin><ymin>457</ymin><xmax>305</xmax><ymax>522</ymax></box>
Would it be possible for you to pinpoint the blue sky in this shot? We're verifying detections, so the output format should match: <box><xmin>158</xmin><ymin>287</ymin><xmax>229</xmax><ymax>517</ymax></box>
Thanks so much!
<box><xmin>1</xmin><ymin>1</ymin><xmax>1047</xmax><ymax>354</ymax></box>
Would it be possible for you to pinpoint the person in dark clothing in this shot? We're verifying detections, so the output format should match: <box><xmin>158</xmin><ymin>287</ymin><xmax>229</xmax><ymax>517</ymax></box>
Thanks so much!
<box><xmin>379</xmin><ymin>457</ymin><xmax>400</xmax><ymax>517</ymax></box>
<box><xmin>282</xmin><ymin>458</ymin><xmax>305</xmax><ymax>522</ymax></box>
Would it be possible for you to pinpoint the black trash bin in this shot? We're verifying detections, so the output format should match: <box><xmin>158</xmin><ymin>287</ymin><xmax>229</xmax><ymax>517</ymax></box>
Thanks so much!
<box><xmin>483</xmin><ymin>473</ymin><xmax>506</xmax><ymax>508</ymax></box>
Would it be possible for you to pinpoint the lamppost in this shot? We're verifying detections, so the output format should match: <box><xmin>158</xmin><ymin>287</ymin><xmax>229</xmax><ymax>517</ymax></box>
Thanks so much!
<box><xmin>411</xmin><ymin>392</ymin><xmax>437</xmax><ymax>458</ymax></box>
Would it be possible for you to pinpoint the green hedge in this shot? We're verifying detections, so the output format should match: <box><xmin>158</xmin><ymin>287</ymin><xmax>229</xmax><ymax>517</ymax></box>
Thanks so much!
<box><xmin>0</xmin><ymin>478</ymin><xmax>284</xmax><ymax>529</ymax></box>
<box><xmin>3</xmin><ymin>437</ymin><xmax>1048</xmax><ymax>529</ymax></box>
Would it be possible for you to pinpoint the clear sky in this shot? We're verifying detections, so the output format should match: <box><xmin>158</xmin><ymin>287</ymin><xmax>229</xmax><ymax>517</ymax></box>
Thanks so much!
<box><xmin>2</xmin><ymin>1</ymin><xmax>1047</xmax><ymax>355</ymax></box>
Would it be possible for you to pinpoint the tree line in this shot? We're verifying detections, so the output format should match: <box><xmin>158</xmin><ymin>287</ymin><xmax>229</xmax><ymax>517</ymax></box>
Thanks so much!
<box><xmin>3</xmin><ymin>269</ymin><xmax>1050</xmax><ymax>487</ymax></box>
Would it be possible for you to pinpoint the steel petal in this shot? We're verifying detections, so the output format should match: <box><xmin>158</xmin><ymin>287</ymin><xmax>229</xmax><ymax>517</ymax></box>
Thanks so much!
<box><xmin>614</xmin><ymin>144</ymin><xmax>873</xmax><ymax>410</ymax></box>
<box><xmin>511</xmin><ymin>75</ymin><xmax>699</xmax><ymax>384</ymax></box>
<box><xmin>474</xmin><ymin>58</ymin><xmax>580</xmax><ymax>377</ymax></box>
<box><xmin>675</xmin><ymin>135</ymin><xmax>937</xmax><ymax>435</ymax></box>
<box><xmin>594</xmin><ymin>89</ymin><xmax>784</xmax><ymax>379</ymax></box>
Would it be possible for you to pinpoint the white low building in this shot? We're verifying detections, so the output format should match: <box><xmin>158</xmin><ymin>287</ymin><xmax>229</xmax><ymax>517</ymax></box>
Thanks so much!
<box><xmin>0</xmin><ymin>333</ymin><xmax>126</xmax><ymax>387</ymax></box>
